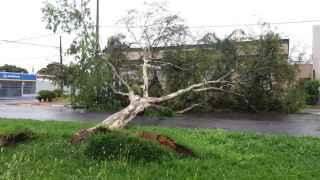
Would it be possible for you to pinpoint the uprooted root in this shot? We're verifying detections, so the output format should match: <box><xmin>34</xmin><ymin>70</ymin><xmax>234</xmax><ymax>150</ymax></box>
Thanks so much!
<box><xmin>138</xmin><ymin>131</ymin><xmax>195</xmax><ymax>157</ymax></box>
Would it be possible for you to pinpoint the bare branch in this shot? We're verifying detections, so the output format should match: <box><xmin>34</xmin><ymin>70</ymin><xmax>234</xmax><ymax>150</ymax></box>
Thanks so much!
<box><xmin>176</xmin><ymin>103</ymin><xmax>202</xmax><ymax>114</ymax></box>
<box><xmin>194</xmin><ymin>87</ymin><xmax>226</xmax><ymax>93</ymax></box>
<box><xmin>101</xmin><ymin>57</ymin><xmax>133</xmax><ymax>93</ymax></box>
<box><xmin>142</xmin><ymin>57</ymin><xmax>150</xmax><ymax>97</ymax></box>
<box><xmin>149</xmin><ymin>60</ymin><xmax>188</xmax><ymax>71</ymax></box>
<box><xmin>111</xmin><ymin>87</ymin><xmax>130</xmax><ymax>97</ymax></box>
<box><xmin>146</xmin><ymin>69</ymin><xmax>234</xmax><ymax>103</ymax></box>
<box><xmin>216</xmin><ymin>70</ymin><xmax>234</xmax><ymax>81</ymax></box>
<box><xmin>149</xmin><ymin>80</ymin><xmax>229</xmax><ymax>103</ymax></box>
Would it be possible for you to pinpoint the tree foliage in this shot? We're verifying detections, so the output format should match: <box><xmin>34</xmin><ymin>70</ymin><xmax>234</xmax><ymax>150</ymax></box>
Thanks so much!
<box><xmin>42</xmin><ymin>0</ymin><xmax>122</xmax><ymax>110</ymax></box>
<box><xmin>161</xmin><ymin>31</ymin><xmax>302</xmax><ymax>113</ymax></box>
<box><xmin>38</xmin><ymin>62</ymin><xmax>69</xmax><ymax>86</ymax></box>
<box><xmin>236</xmin><ymin>32</ymin><xmax>298</xmax><ymax>112</ymax></box>
<box><xmin>42</xmin><ymin>0</ymin><xmax>93</xmax><ymax>34</ymax></box>
<box><xmin>304</xmin><ymin>80</ymin><xmax>320</xmax><ymax>105</ymax></box>
<box><xmin>0</xmin><ymin>64</ymin><xmax>28</xmax><ymax>73</ymax></box>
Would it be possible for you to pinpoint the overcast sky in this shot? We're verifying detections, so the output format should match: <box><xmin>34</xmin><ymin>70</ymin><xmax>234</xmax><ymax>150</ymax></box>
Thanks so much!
<box><xmin>0</xmin><ymin>0</ymin><xmax>320</xmax><ymax>73</ymax></box>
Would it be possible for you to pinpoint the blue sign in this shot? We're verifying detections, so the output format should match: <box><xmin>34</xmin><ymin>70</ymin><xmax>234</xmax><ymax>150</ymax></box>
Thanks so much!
<box><xmin>0</xmin><ymin>72</ymin><xmax>36</xmax><ymax>81</ymax></box>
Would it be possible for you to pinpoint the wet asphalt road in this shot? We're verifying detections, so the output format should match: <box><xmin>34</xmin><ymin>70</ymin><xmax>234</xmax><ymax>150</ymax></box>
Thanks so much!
<box><xmin>1</xmin><ymin>100</ymin><xmax>320</xmax><ymax>137</ymax></box>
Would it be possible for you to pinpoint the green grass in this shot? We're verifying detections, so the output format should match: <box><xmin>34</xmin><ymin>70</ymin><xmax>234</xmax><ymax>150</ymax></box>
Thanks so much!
<box><xmin>1</xmin><ymin>119</ymin><xmax>320</xmax><ymax>179</ymax></box>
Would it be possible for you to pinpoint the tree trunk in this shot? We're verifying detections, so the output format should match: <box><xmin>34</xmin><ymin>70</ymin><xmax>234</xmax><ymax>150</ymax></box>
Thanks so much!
<box><xmin>99</xmin><ymin>98</ymin><xmax>150</xmax><ymax>129</ymax></box>
<box><xmin>71</xmin><ymin>95</ymin><xmax>150</xmax><ymax>143</ymax></box>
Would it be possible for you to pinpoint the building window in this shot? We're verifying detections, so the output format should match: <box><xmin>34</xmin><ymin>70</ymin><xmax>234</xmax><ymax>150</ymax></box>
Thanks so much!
<box><xmin>23</xmin><ymin>82</ymin><xmax>36</xmax><ymax>95</ymax></box>
<box><xmin>0</xmin><ymin>81</ymin><xmax>22</xmax><ymax>97</ymax></box>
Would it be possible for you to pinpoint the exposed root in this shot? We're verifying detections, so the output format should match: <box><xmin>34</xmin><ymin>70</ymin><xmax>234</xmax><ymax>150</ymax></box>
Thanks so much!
<box><xmin>70</xmin><ymin>127</ymin><xmax>110</xmax><ymax>144</ymax></box>
<box><xmin>138</xmin><ymin>131</ymin><xmax>195</xmax><ymax>157</ymax></box>
<box><xmin>0</xmin><ymin>130</ymin><xmax>34</xmax><ymax>147</ymax></box>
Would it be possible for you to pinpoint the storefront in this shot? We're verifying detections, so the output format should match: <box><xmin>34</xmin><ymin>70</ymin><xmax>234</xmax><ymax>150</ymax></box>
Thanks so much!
<box><xmin>0</xmin><ymin>72</ymin><xmax>36</xmax><ymax>98</ymax></box>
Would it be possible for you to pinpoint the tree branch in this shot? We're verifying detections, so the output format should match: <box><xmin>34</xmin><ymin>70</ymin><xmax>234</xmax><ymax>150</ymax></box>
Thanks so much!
<box><xmin>193</xmin><ymin>86</ymin><xmax>257</xmax><ymax>112</ymax></box>
<box><xmin>149</xmin><ymin>81</ymin><xmax>229</xmax><ymax>103</ymax></box>
<box><xmin>147</xmin><ymin>70</ymin><xmax>233</xmax><ymax>103</ymax></box>
<box><xmin>149</xmin><ymin>60</ymin><xmax>188</xmax><ymax>71</ymax></box>
<box><xmin>176</xmin><ymin>103</ymin><xmax>202</xmax><ymax>114</ymax></box>
<box><xmin>111</xmin><ymin>87</ymin><xmax>130</xmax><ymax>97</ymax></box>
<box><xmin>101</xmin><ymin>57</ymin><xmax>133</xmax><ymax>93</ymax></box>
<box><xmin>142</xmin><ymin>57</ymin><xmax>150</xmax><ymax>97</ymax></box>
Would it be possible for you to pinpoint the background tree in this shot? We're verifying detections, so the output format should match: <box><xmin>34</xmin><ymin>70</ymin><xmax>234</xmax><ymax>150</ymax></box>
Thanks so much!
<box><xmin>161</xmin><ymin>31</ymin><xmax>241</xmax><ymax>112</ymax></box>
<box><xmin>0</xmin><ymin>64</ymin><xmax>28</xmax><ymax>73</ymax></box>
<box><xmin>304</xmin><ymin>80</ymin><xmax>320</xmax><ymax>105</ymax></box>
<box><xmin>160</xmin><ymin>29</ymin><xmax>302</xmax><ymax>113</ymax></box>
<box><xmin>236</xmin><ymin>31</ymin><xmax>298</xmax><ymax>112</ymax></box>
<box><xmin>42</xmin><ymin>0</ymin><xmax>123</xmax><ymax>111</ymax></box>
<box><xmin>38</xmin><ymin>62</ymin><xmax>68</xmax><ymax>86</ymax></box>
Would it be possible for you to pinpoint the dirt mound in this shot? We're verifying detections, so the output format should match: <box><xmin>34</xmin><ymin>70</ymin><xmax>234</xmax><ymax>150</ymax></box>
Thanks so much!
<box><xmin>138</xmin><ymin>131</ymin><xmax>195</xmax><ymax>157</ymax></box>
<box><xmin>71</xmin><ymin>127</ymin><xmax>194</xmax><ymax>157</ymax></box>
<box><xmin>0</xmin><ymin>130</ymin><xmax>34</xmax><ymax>147</ymax></box>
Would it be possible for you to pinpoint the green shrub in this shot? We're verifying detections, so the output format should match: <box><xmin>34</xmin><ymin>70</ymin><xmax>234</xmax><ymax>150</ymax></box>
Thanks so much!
<box><xmin>281</xmin><ymin>87</ymin><xmax>306</xmax><ymax>113</ymax></box>
<box><xmin>37</xmin><ymin>90</ymin><xmax>56</xmax><ymax>102</ymax></box>
<box><xmin>53</xmin><ymin>89</ymin><xmax>64</xmax><ymax>98</ymax></box>
<box><xmin>304</xmin><ymin>80</ymin><xmax>320</xmax><ymax>105</ymax></box>
<box><xmin>85</xmin><ymin>131</ymin><xmax>174</xmax><ymax>162</ymax></box>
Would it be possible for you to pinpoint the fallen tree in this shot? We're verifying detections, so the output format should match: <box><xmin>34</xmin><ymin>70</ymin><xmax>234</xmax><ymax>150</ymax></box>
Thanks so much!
<box><xmin>70</xmin><ymin>66</ymin><xmax>234</xmax><ymax>142</ymax></box>
<box><xmin>68</xmin><ymin>2</ymin><xmax>240</xmax><ymax>142</ymax></box>
<box><xmin>43</xmin><ymin>1</ymin><xmax>239</xmax><ymax>144</ymax></box>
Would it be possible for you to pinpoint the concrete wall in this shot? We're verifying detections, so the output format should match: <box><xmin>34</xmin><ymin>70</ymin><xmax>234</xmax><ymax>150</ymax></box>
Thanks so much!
<box><xmin>36</xmin><ymin>78</ymin><xmax>58</xmax><ymax>93</ymax></box>
<box><xmin>123</xmin><ymin>40</ymin><xmax>290</xmax><ymax>61</ymax></box>
<box><xmin>36</xmin><ymin>78</ymin><xmax>71</xmax><ymax>94</ymax></box>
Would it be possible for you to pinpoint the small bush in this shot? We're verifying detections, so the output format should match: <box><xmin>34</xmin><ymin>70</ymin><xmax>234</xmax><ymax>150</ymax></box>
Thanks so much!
<box><xmin>282</xmin><ymin>87</ymin><xmax>306</xmax><ymax>113</ymax></box>
<box><xmin>304</xmin><ymin>80</ymin><xmax>320</xmax><ymax>105</ymax></box>
<box><xmin>37</xmin><ymin>90</ymin><xmax>56</xmax><ymax>102</ymax></box>
<box><xmin>85</xmin><ymin>131</ymin><xmax>174</xmax><ymax>162</ymax></box>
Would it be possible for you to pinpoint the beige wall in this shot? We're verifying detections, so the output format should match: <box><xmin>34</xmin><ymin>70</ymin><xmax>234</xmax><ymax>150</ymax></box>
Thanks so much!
<box><xmin>296</xmin><ymin>64</ymin><xmax>314</xmax><ymax>80</ymax></box>
<box><xmin>123</xmin><ymin>40</ymin><xmax>289</xmax><ymax>61</ymax></box>
<box><xmin>313</xmin><ymin>26</ymin><xmax>320</xmax><ymax>79</ymax></box>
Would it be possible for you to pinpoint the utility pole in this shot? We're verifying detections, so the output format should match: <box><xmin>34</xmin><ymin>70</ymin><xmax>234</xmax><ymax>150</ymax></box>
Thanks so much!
<box><xmin>59</xmin><ymin>35</ymin><xmax>63</xmax><ymax>91</ymax></box>
<box><xmin>95</xmin><ymin>0</ymin><xmax>100</xmax><ymax>56</ymax></box>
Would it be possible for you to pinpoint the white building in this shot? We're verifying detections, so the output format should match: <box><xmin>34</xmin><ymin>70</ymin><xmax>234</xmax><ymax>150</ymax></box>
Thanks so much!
<box><xmin>36</xmin><ymin>75</ymin><xmax>70</xmax><ymax>94</ymax></box>
<box><xmin>312</xmin><ymin>25</ymin><xmax>320</xmax><ymax>79</ymax></box>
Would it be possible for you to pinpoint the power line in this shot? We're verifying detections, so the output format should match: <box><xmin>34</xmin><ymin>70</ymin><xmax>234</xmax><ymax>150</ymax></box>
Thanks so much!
<box><xmin>0</xmin><ymin>55</ymin><xmax>60</xmax><ymax>61</ymax></box>
<box><xmin>187</xmin><ymin>19</ymin><xmax>320</xmax><ymax>29</ymax></box>
<box><xmin>99</xmin><ymin>19</ymin><xmax>320</xmax><ymax>29</ymax></box>
<box><xmin>0</xmin><ymin>40</ymin><xmax>59</xmax><ymax>48</ymax></box>
<box><xmin>15</xmin><ymin>34</ymin><xmax>56</xmax><ymax>41</ymax></box>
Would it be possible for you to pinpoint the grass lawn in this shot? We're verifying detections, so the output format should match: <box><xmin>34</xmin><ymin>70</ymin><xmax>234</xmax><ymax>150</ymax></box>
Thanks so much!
<box><xmin>1</xmin><ymin>119</ymin><xmax>320</xmax><ymax>179</ymax></box>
